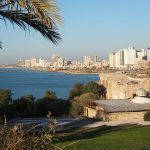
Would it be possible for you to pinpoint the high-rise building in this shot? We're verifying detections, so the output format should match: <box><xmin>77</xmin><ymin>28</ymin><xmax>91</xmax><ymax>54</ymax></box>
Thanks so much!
<box><xmin>84</xmin><ymin>56</ymin><xmax>97</xmax><ymax>65</ymax></box>
<box><xmin>17</xmin><ymin>58</ymin><xmax>25</xmax><ymax>67</ymax></box>
<box><xmin>147</xmin><ymin>49</ymin><xmax>150</xmax><ymax>61</ymax></box>
<box><xmin>109</xmin><ymin>52</ymin><xmax>116</xmax><ymax>68</ymax></box>
<box><xmin>25</xmin><ymin>60</ymin><xmax>31</xmax><ymax>67</ymax></box>
<box><xmin>109</xmin><ymin>47</ymin><xmax>148</xmax><ymax>69</ymax></box>
<box><xmin>39</xmin><ymin>58</ymin><xmax>46</xmax><ymax>67</ymax></box>
<box><xmin>31</xmin><ymin>57</ymin><xmax>37</xmax><ymax>67</ymax></box>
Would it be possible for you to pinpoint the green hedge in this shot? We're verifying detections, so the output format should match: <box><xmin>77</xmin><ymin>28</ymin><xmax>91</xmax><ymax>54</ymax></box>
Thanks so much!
<box><xmin>144</xmin><ymin>112</ymin><xmax>150</xmax><ymax>121</ymax></box>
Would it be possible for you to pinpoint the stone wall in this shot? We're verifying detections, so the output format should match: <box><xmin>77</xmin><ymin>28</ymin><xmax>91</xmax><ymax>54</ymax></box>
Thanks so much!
<box><xmin>84</xmin><ymin>107</ymin><xmax>98</xmax><ymax>119</ymax></box>
<box><xmin>84</xmin><ymin>106</ymin><xmax>148</xmax><ymax>121</ymax></box>
<box><xmin>106</xmin><ymin>111</ymin><xmax>147</xmax><ymax>121</ymax></box>
<box><xmin>84</xmin><ymin>107</ymin><xmax>105</xmax><ymax>120</ymax></box>
<box><xmin>100</xmin><ymin>73</ymin><xmax>150</xmax><ymax>99</ymax></box>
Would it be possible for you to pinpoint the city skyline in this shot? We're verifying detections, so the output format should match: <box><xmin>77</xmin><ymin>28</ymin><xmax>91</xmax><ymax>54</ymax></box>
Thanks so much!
<box><xmin>1</xmin><ymin>0</ymin><xmax>150</xmax><ymax>64</ymax></box>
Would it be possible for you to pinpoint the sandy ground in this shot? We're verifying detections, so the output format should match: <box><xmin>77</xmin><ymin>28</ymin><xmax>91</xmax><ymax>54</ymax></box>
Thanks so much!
<box><xmin>84</xmin><ymin>120</ymin><xmax>150</xmax><ymax>128</ymax></box>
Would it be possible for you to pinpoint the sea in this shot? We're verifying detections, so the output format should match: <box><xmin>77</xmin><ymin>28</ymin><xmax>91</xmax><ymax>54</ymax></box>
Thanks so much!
<box><xmin>0</xmin><ymin>68</ymin><xmax>99</xmax><ymax>99</ymax></box>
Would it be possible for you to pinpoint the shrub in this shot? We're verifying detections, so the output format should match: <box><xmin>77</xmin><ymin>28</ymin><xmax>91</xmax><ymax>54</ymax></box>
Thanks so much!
<box><xmin>70</xmin><ymin>101</ymin><xmax>83</xmax><ymax>117</ymax></box>
<box><xmin>144</xmin><ymin>112</ymin><xmax>150</xmax><ymax>121</ymax></box>
<box><xmin>69</xmin><ymin>83</ymin><xmax>84</xmax><ymax>99</ymax></box>
<box><xmin>0</xmin><ymin>89</ymin><xmax>12</xmax><ymax>107</ymax></box>
<box><xmin>0</xmin><ymin>112</ymin><xmax>58</xmax><ymax>150</ymax></box>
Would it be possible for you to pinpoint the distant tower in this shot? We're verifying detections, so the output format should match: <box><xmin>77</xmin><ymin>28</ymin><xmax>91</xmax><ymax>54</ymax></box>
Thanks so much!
<box><xmin>52</xmin><ymin>53</ymin><xmax>56</xmax><ymax>61</ymax></box>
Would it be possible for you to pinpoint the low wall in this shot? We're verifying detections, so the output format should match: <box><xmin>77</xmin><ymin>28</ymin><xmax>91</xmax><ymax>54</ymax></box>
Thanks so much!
<box><xmin>106</xmin><ymin>111</ymin><xmax>148</xmax><ymax>121</ymax></box>
<box><xmin>84</xmin><ymin>107</ymin><xmax>98</xmax><ymax>119</ymax></box>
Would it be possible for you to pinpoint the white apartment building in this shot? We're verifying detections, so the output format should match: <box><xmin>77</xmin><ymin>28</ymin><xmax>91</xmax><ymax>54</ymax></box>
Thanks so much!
<box><xmin>31</xmin><ymin>57</ymin><xmax>37</xmax><ymax>67</ymax></box>
<box><xmin>109</xmin><ymin>47</ymin><xmax>148</xmax><ymax>69</ymax></box>
<box><xmin>39</xmin><ymin>58</ymin><xmax>46</xmax><ymax>67</ymax></box>
<box><xmin>84</xmin><ymin>56</ymin><xmax>97</xmax><ymax>65</ymax></box>
<box><xmin>109</xmin><ymin>52</ymin><xmax>116</xmax><ymax>68</ymax></box>
<box><xmin>51</xmin><ymin>54</ymin><xmax>64</xmax><ymax>68</ymax></box>
<box><xmin>25</xmin><ymin>60</ymin><xmax>31</xmax><ymax>67</ymax></box>
<box><xmin>17</xmin><ymin>58</ymin><xmax>25</xmax><ymax>67</ymax></box>
<box><xmin>147</xmin><ymin>49</ymin><xmax>150</xmax><ymax>61</ymax></box>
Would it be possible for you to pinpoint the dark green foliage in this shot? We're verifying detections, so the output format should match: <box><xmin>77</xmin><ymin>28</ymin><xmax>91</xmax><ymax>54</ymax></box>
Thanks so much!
<box><xmin>84</xmin><ymin>81</ymin><xmax>106</xmax><ymax>98</ymax></box>
<box><xmin>69</xmin><ymin>82</ymin><xmax>107</xmax><ymax>117</ymax></box>
<box><xmin>69</xmin><ymin>82</ymin><xmax>107</xmax><ymax>99</ymax></box>
<box><xmin>35</xmin><ymin>98</ymin><xmax>70</xmax><ymax>117</ymax></box>
<box><xmin>0</xmin><ymin>105</ymin><xmax>14</xmax><ymax>119</ymax></box>
<box><xmin>0</xmin><ymin>89</ymin><xmax>71</xmax><ymax>119</ymax></box>
<box><xmin>69</xmin><ymin>83</ymin><xmax>84</xmax><ymax>99</ymax></box>
<box><xmin>13</xmin><ymin>95</ymin><xmax>35</xmax><ymax>117</ymax></box>
<box><xmin>144</xmin><ymin>112</ymin><xmax>150</xmax><ymax>121</ymax></box>
<box><xmin>44</xmin><ymin>90</ymin><xmax>57</xmax><ymax>99</ymax></box>
<box><xmin>0</xmin><ymin>89</ymin><xmax>12</xmax><ymax>107</ymax></box>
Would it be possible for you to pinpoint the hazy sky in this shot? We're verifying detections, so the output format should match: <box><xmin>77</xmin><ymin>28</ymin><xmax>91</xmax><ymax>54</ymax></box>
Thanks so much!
<box><xmin>1</xmin><ymin>0</ymin><xmax>150</xmax><ymax>64</ymax></box>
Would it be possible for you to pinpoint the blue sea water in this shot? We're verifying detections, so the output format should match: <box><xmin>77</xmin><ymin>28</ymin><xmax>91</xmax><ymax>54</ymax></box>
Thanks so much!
<box><xmin>0</xmin><ymin>68</ymin><xmax>99</xmax><ymax>99</ymax></box>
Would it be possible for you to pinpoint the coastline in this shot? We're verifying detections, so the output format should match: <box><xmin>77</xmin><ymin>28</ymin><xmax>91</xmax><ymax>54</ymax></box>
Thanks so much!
<box><xmin>0</xmin><ymin>66</ymin><xmax>100</xmax><ymax>75</ymax></box>
<box><xmin>48</xmin><ymin>69</ymin><xmax>99</xmax><ymax>75</ymax></box>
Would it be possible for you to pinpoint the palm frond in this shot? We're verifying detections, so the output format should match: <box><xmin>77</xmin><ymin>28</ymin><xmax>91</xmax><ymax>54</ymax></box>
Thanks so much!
<box><xmin>0</xmin><ymin>42</ymin><xmax>2</xmax><ymax>49</ymax></box>
<box><xmin>0</xmin><ymin>10</ymin><xmax>61</xmax><ymax>43</ymax></box>
<box><xmin>0</xmin><ymin>0</ymin><xmax>62</xmax><ymax>44</ymax></box>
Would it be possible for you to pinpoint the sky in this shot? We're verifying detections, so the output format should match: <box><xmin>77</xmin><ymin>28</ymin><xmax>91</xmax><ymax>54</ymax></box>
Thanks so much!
<box><xmin>1</xmin><ymin>0</ymin><xmax>150</xmax><ymax>64</ymax></box>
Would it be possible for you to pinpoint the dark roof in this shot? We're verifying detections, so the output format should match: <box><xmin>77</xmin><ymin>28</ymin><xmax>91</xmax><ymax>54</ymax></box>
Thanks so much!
<box><xmin>93</xmin><ymin>99</ymin><xmax>150</xmax><ymax>113</ymax></box>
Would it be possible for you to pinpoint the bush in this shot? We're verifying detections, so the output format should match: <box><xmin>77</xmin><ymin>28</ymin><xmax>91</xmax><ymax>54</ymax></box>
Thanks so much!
<box><xmin>0</xmin><ymin>89</ymin><xmax>12</xmax><ymax>107</ymax></box>
<box><xmin>69</xmin><ymin>83</ymin><xmax>84</xmax><ymax>99</ymax></box>
<box><xmin>144</xmin><ymin>112</ymin><xmax>150</xmax><ymax>121</ymax></box>
<box><xmin>0</xmin><ymin>112</ymin><xmax>58</xmax><ymax>150</ymax></box>
<box><xmin>84</xmin><ymin>81</ymin><xmax>107</xmax><ymax>98</ymax></box>
<box><xmin>74</xmin><ymin>92</ymin><xmax>99</xmax><ymax>107</ymax></box>
<box><xmin>70</xmin><ymin>101</ymin><xmax>83</xmax><ymax>117</ymax></box>
<box><xmin>13</xmin><ymin>95</ymin><xmax>35</xmax><ymax>117</ymax></box>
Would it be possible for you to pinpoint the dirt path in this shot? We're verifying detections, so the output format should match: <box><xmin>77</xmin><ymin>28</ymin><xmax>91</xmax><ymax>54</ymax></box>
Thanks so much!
<box><xmin>84</xmin><ymin>120</ymin><xmax>150</xmax><ymax>128</ymax></box>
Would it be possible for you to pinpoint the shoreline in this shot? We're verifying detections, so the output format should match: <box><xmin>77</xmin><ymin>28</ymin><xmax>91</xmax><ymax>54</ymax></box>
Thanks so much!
<box><xmin>48</xmin><ymin>69</ymin><xmax>99</xmax><ymax>75</ymax></box>
<box><xmin>0</xmin><ymin>66</ymin><xmax>100</xmax><ymax>75</ymax></box>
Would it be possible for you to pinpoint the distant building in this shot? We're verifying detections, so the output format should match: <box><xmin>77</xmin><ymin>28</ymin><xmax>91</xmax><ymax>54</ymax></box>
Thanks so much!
<box><xmin>138</xmin><ymin>60</ymin><xmax>150</xmax><ymax>69</ymax></box>
<box><xmin>101</xmin><ymin>60</ymin><xmax>109</xmax><ymax>67</ymax></box>
<box><xmin>84</xmin><ymin>56</ymin><xmax>97</xmax><ymax>65</ymax></box>
<box><xmin>109</xmin><ymin>47</ymin><xmax>148</xmax><ymax>69</ymax></box>
<box><xmin>84</xmin><ymin>88</ymin><xmax>150</xmax><ymax>121</ymax></box>
<box><xmin>147</xmin><ymin>49</ymin><xmax>150</xmax><ymax>61</ymax></box>
<box><xmin>31</xmin><ymin>57</ymin><xmax>37</xmax><ymax>67</ymax></box>
<box><xmin>109</xmin><ymin>52</ymin><xmax>116</xmax><ymax>68</ymax></box>
<box><xmin>17</xmin><ymin>58</ymin><xmax>25</xmax><ymax>67</ymax></box>
<box><xmin>25</xmin><ymin>60</ymin><xmax>31</xmax><ymax>67</ymax></box>
<box><xmin>51</xmin><ymin>53</ymin><xmax>64</xmax><ymax>68</ymax></box>
<box><xmin>39</xmin><ymin>58</ymin><xmax>46</xmax><ymax>67</ymax></box>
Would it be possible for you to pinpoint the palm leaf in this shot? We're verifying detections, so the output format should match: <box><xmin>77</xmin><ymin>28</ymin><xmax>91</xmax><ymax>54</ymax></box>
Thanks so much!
<box><xmin>0</xmin><ymin>0</ymin><xmax>62</xmax><ymax>44</ymax></box>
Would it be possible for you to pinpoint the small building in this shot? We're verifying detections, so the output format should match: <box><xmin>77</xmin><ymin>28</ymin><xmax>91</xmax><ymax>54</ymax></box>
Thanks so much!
<box><xmin>84</xmin><ymin>88</ymin><xmax>150</xmax><ymax>121</ymax></box>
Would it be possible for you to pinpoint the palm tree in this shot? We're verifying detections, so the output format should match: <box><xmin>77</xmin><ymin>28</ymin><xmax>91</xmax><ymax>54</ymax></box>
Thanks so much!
<box><xmin>0</xmin><ymin>0</ymin><xmax>62</xmax><ymax>44</ymax></box>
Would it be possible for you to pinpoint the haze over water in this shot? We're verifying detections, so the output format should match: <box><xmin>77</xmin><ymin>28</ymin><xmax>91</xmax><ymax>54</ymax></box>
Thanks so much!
<box><xmin>0</xmin><ymin>68</ymin><xmax>99</xmax><ymax>99</ymax></box>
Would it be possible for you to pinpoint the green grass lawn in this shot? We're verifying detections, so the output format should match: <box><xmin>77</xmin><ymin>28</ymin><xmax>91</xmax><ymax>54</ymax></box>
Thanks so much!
<box><xmin>54</xmin><ymin>125</ymin><xmax>150</xmax><ymax>150</ymax></box>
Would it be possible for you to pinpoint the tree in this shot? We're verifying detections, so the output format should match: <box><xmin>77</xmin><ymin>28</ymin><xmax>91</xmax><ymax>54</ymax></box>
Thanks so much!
<box><xmin>84</xmin><ymin>81</ymin><xmax>107</xmax><ymax>98</ymax></box>
<box><xmin>13</xmin><ymin>95</ymin><xmax>35</xmax><ymax>117</ymax></box>
<box><xmin>70</xmin><ymin>101</ymin><xmax>83</xmax><ymax>117</ymax></box>
<box><xmin>35</xmin><ymin>91</ymin><xmax>58</xmax><ymax>117</ymax></box>
<box><xmin>74</xmin><ymin>92</ymin><xmax>99</xmax><ymax>107</ymax></box>
<box><xmin>44</xmin><ymin>90</ymin><xmax>57</xmax><ymax>99</ymax></box>
<box><xmin>70</xmin><ymin>93</ymin><xmax>98</xmax><ymax>117</ymax></box>
<box><xmin>69</xmin><ymin>83</ymin><xmax>84</xmax><ymax>99</ymax></box>
<box><xmin>0</xmin><ymin>0</ymin><xmax>62</xmax><ymax>44</ymax></box>
<box><xmin>0</xmin><ymin>89</ymin><xmax>12</xmax><ymax>107</ymax></box>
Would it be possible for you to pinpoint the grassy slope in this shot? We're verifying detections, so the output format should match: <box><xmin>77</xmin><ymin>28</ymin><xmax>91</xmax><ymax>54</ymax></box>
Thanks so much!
<box><xmin>55</xmin><ymin>125</ymin><xmax>150</xmax><ymax>150</ymax></box>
